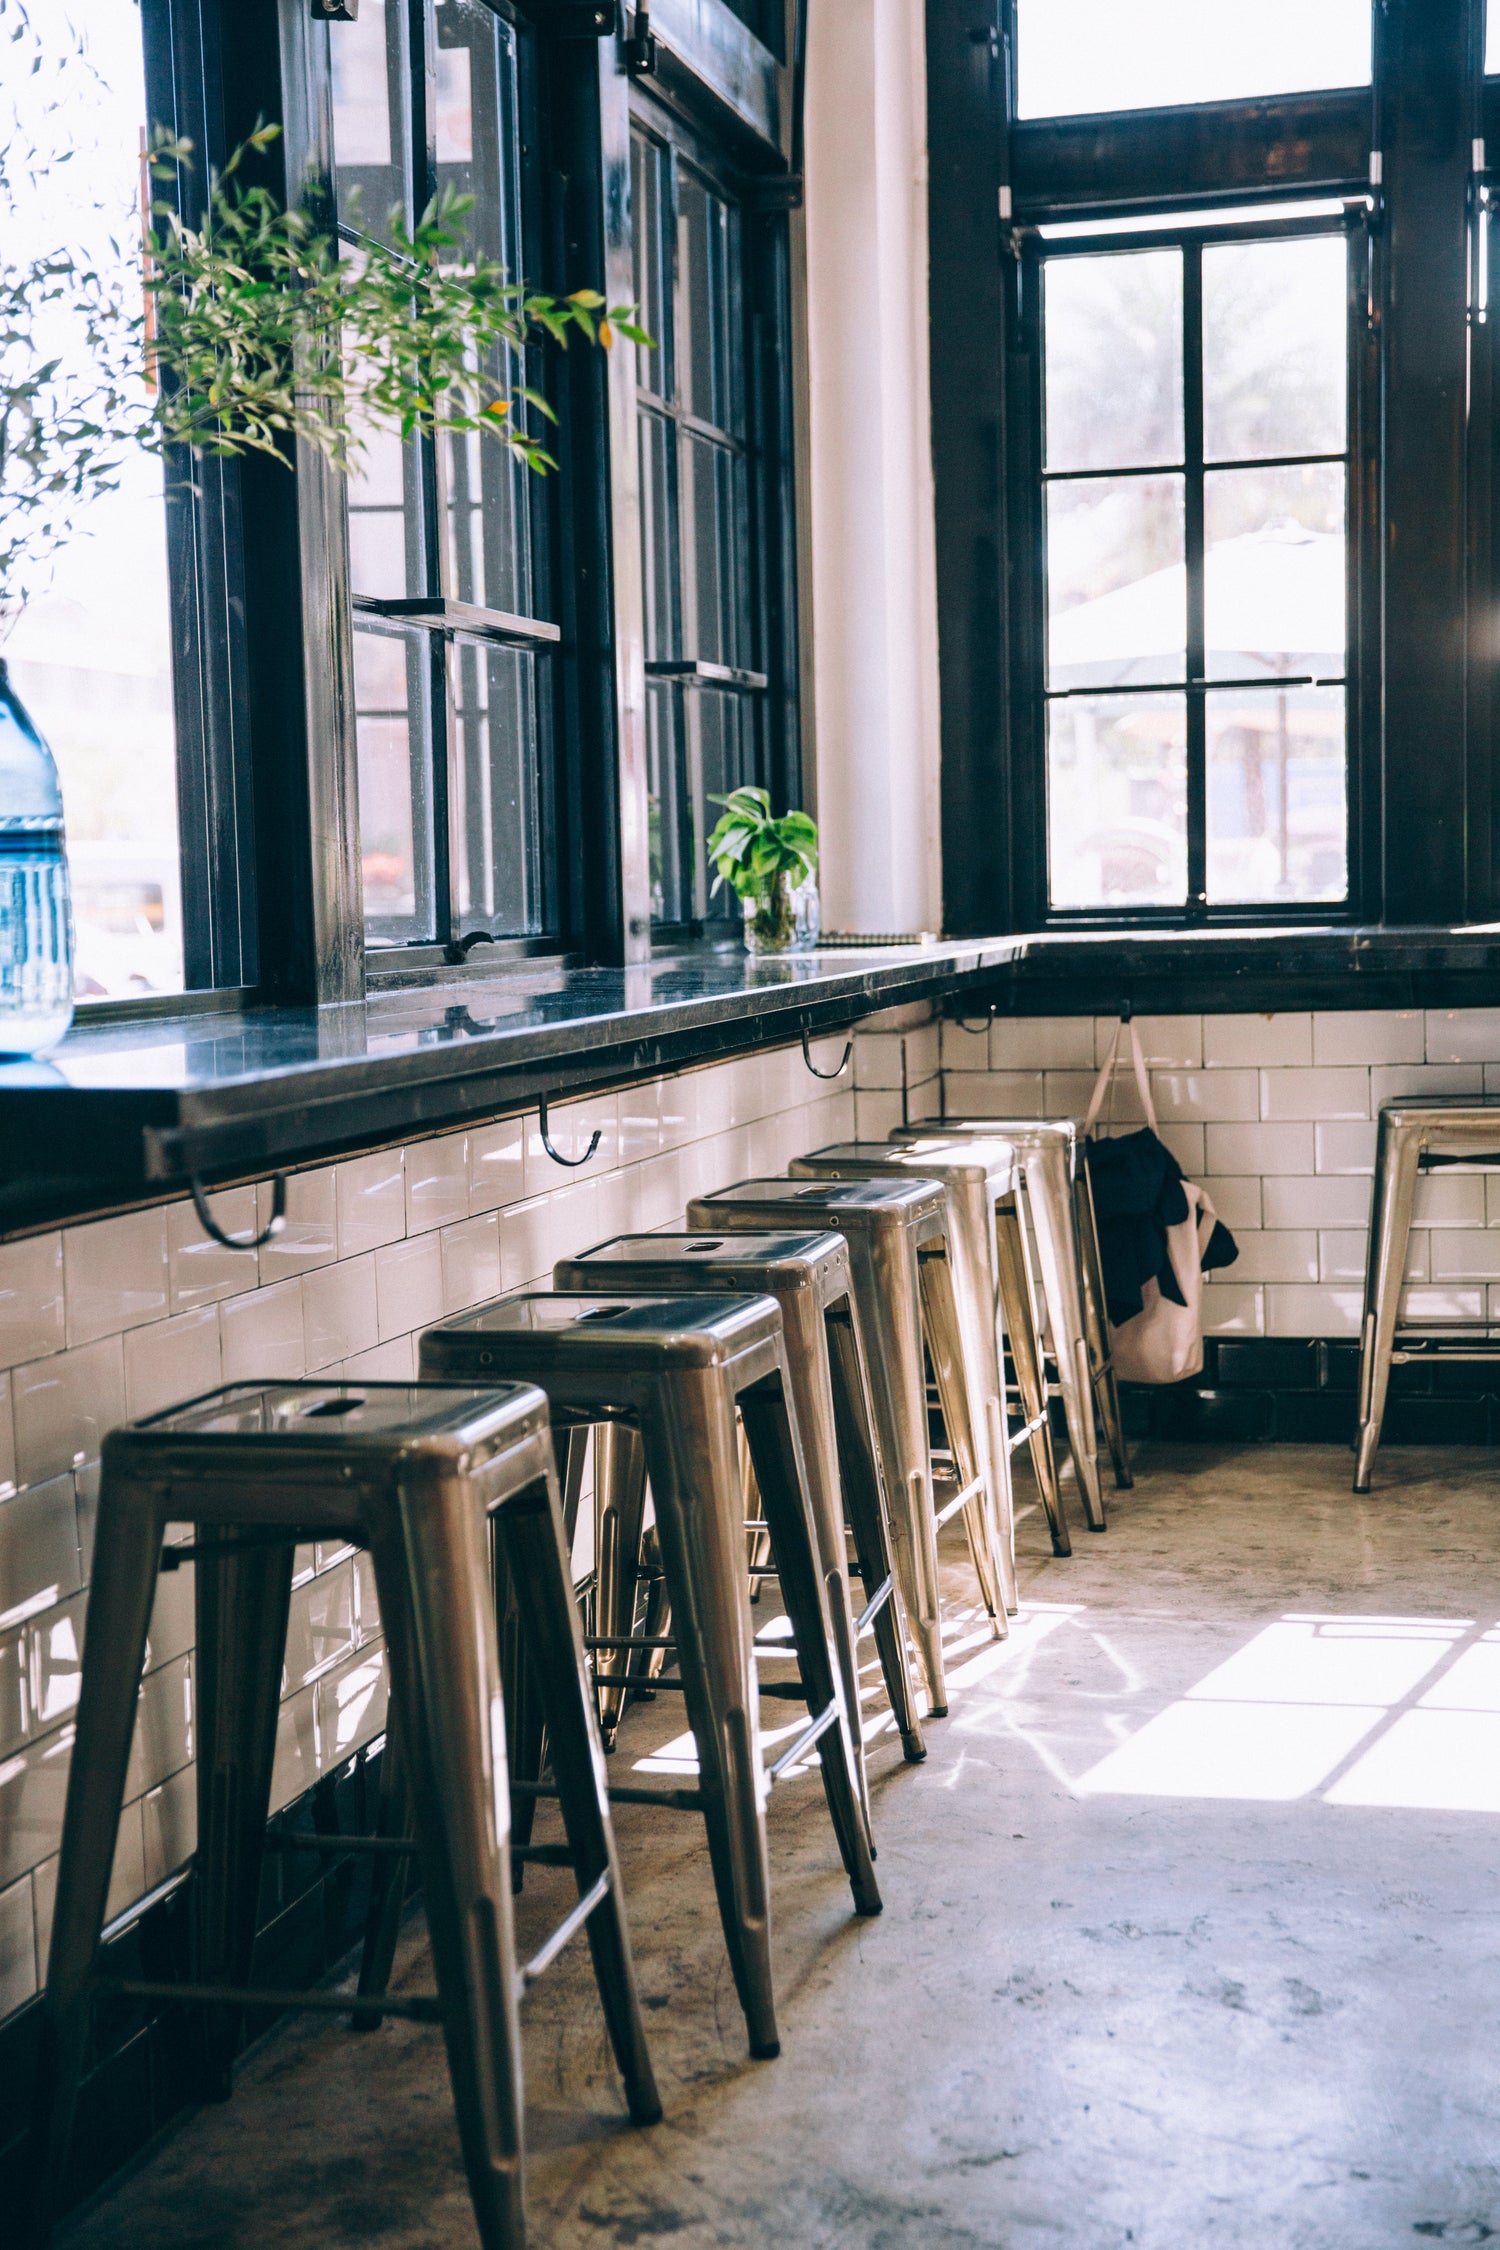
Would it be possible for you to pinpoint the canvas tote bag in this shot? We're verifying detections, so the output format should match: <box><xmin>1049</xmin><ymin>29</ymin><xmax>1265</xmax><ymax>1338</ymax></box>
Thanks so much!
<box><xmin>1084</xmin><ymin>1020</ymin><xmax>1221</xmax><ymax>1385</ymax></box>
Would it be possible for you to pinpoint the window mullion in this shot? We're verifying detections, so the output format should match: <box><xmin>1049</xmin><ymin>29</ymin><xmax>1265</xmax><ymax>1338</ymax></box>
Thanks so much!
<box><xmin>1183</xmin><ymin>237</ymin><xmax>1207</xmax><ymax>914</ymax></box>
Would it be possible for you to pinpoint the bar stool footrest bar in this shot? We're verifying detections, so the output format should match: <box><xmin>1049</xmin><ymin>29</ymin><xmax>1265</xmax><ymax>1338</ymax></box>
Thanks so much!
<box><xmin>854</xmin><ymin>1575</ymin><xmax>895</xmax><ymax>1634</ymax></box>
<box><xmin>768</xmin><ymin>1701</ymin><xmax>842</xmax><ymax>1783</ymax></box>
<box><xmin>100</xmin><ymin>1976</ymin><xmax>445</xmax><ymax>2024</ymax></box>
<box><xmin>517</xmin><ymin>1870</ymin><xmax>613</xmax><ymax>1991</ymax></box>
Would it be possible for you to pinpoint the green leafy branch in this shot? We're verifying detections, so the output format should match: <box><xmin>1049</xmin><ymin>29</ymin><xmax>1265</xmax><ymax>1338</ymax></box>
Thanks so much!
<box><xmin>140</xmin><ymin>134</ymin><xmax>650</xmax><ymax>477</ymax></box>
<box><xmin>0</xmin><ymin>0</ymin><xmax>651</xmax><ymax>620</ymax></box>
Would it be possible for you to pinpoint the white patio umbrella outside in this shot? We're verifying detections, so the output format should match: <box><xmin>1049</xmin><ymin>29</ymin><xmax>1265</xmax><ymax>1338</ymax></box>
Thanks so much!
<box><xmin>1049</xmin><ymin>519</ymin><xmax>1345</xmax><ymax>689</ymax></box>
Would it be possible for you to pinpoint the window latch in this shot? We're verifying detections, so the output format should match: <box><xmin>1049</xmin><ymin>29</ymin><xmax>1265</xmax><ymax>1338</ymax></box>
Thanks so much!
<box><xmin>557</xmin><ymin>2</ymin><xmax>620</xmax><ymax>35</ymax></box>
<box><xmin>310</xmin><ymin>0</ymin><xmax>359</xmax><ymax>20</ymax></box>
<box><xmin>622</xmin><ymin>7</ymin><xmax>657</xmax><ymax>74</ymax></box>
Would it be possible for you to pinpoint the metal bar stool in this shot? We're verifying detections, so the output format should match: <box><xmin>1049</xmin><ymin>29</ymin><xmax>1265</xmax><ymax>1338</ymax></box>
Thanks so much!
<box><xmin>892</xmin><ymin>1118</ymin><xmax>1130</xmax><ymax>1522</ymax></box>
<box><xmin>24</xmin><ymin>1381</ymin><xmax>659</xmax><ymax>2250</ymax></box>
<box><xmin>553</xmin><ymin>1232</ymin><xmax>927</xmax><ymax>1813</ymax></box>
<box><xmin>1354</xmin><ymin>1099</ymin><xmax>1500</xmax><ymax>1490</ymax></box>
<box><xmin>685</xmin><ymin>1178</ymin><xmax>1007</xmax><ymax>1719</ymax></box>
<box><xmin>419</xmin><ymin>1290</ymin><xmax>882</xmax><ymax>2063</ymax></box>
<box><xmin>788</xmin><ymin>1140</ymin><xmax>1039</xmax><ymax>1585</ymax></box>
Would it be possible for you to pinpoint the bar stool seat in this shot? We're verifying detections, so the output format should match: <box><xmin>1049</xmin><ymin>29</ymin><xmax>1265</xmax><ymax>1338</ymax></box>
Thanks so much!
<box><xmin>554</xmin><ymin>1231</ymin><xmax>927</xmax><ymax>1816</ymax></box>
<box><xmin>1355</xmin><ymin>1099</ymin><xmax>1500</xmax><ymax>1489</ymax></box>
<box><xmin>685</xmin><ymin>1177</ymin><xmax>1008</xmax><ymax>1719</ymax></box>
<box><xmin>789</xmin><ymin>1138</ymin><xmax>1046</xmax><ymax>1575</ymax></box>
<box><xmin>891</xmin><ymin>1117</ymin><xmax>1131</xmax><ymax>1521</ymax></box>
<box><xmin>25</xmin><ymin>1380</ymin><xmax>659</xmax><ymax>2250</ymax></box>
<box><xmin>419</xmin><ymin>1290</ymin><xmax>881</xmax><ymax>2063</ymax></box>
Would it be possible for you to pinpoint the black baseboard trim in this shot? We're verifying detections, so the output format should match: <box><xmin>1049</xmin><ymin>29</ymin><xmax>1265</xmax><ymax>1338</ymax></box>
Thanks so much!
<box><xmin>1119</xmin><ymin>1335</ymin><xmax>1500</xmax><ymax>1446</ymax></box>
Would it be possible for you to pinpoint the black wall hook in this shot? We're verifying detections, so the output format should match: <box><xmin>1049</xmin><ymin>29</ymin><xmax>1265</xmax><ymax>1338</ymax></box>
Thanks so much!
<box><xmin>188</xmin><ymin>1171</ymin><xmax>286</xmax><ymax>1251</ymax></box>
<box><xmin>802</xmin><ymin>1028</ymin><xmax>852</xmax><ymax>1080</ymax></box>
<box><xmin>538</xmin><ymin>1093</ymin><xmax>601</xmax><ymax>1168</ymax></box>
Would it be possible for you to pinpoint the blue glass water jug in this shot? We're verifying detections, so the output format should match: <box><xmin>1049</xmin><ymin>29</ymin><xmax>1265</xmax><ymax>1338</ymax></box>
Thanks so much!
<box><xmin>0</xmin><ymin>658</ymin><xmax>74</xmax><ymax>1054</ymax></box>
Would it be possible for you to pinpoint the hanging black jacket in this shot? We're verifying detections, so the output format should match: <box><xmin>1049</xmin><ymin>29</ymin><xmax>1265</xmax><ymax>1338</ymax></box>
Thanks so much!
<box><xmin>1085</xmin><ymin>1127</ymin><xmax>1239</xmax><ymax>1328</ymax></box>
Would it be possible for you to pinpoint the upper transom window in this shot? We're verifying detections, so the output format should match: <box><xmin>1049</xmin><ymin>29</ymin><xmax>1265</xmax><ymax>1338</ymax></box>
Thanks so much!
<box><xmin>1015</xmin><ymin>0</ymin><xmax>1372</xmax><ymax>122</ymax></box>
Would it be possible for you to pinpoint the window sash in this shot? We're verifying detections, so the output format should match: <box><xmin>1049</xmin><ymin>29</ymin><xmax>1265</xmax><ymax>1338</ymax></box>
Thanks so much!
<box><xmin>1034</xmin><ymin>213</ymin><xmax>1357</xmax><ymax>921</ymax></box>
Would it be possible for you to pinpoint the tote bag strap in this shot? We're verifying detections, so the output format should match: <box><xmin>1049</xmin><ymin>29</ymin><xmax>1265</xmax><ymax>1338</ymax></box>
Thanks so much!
<box><xmin>1084</xmin><ymin>1018</ymin><xmax>1159</xmax><ymax>1137</ymax></box>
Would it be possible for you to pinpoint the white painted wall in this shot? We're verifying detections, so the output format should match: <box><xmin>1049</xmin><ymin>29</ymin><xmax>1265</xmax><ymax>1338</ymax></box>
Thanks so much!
<box><xmin>803</xmin><ymin>0</ymin><xmax>943</xmax><ymax>936</ymax></box>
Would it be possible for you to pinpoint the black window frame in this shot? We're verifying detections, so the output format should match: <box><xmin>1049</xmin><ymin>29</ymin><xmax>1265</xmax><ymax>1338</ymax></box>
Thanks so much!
<box><xmin>630</xmin><ymin>88</ymin><xmax>775</xmax><ymax>943</ymax></box>
<box><xmin>1019</xmin><ymin>202</ymin><xmax>1373</xmax><ymax>929</ymax></box>
<box><xmin>927</xmin><ymin>0</ymin><xmax>1490</xmax><ymax>940</ymax></box>
<box><xmin>58</xmin><ymin>0</ymin><xmax>804</xmax><ymax>1020</ymax></box>
<box><xmin>333</xmin><ymin>0</ymin><xmax>569</xmax><ymax>976</ymax></box>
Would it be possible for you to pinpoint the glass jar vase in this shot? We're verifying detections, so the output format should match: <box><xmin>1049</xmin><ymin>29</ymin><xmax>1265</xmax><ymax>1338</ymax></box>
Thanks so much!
<box><xmin>742</xmin><ymin>870</ymin><xmax>820</xmax><ymax>956</ymax></box>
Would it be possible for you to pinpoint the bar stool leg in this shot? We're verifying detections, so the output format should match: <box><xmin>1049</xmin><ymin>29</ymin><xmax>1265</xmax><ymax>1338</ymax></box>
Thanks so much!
<box><xmin>824</xmin><ymin>1300</ymin><xmax>925</xmax><ymax>1762</ymax></box>
<box><xmin>739</xmin><ymin>1371</ymin><xmax>882</xmax><ymax>1916</ymax></box>
<box><xmin>849</xmin><ymin>1236</ymin><xmax>950</xmax><ymax>1715</ymax></box>
<box><xmin>492</xmin><ymin>1472</ymin><xmax>662</xmax><ymax>2127</ymax></box>
<box><xmin>193</xmin><ymin>1525</ymin><xmax>298</xmax><ymax>2097</ymax></box>
<box><xmin>919</xmin><ymin>1246</ymin><xmax>1014</xmax><ymax>1625</ymax></box>
<box><xmin>356</xmin><ymin>1703</ymin><xmax>411</xmax><ymax>2016</ymax></box>
<box><xmin>24</xmin><ymin>1478</ymin><xmax>166</xmax><ymax>2250</ymax></box>
<box><xmin>1354</xmin><ymin>1112</ymin><xmax>1425</xmax><ymax>1492</ymax></box>
<box><xmin>1023</xmin><ymin>1141</ymin><xmax>1108</xmax><ymax>1532</ymax></box>
<box><xmin>771</xmin><ymin>1290</ymin><xmax>877</xmax><ymax>1831</ymax></box>
<box><xmin>638</xmin><ymin>1384</ymin><xmax>780</xmax><ymax>2059</ymax></box>
<box><xmin>991</xmin><ymin>1199</ymin><xmax>1070</xmax><ymax>1557</ymax></box>
<box><xmin>371</xmin><ymin>1473</ymin><xmax>527</xmax><ymax>2250</ymax></box>
<box><xmin>593</xmin><ymin>1422</ymin><xmax>650</xmax><ymax>1746</ymax></box>
<box><xmin>1075</xmin><ymin>1170</ymin><xmax>1132</xmax><ymax>1490</ymax></box>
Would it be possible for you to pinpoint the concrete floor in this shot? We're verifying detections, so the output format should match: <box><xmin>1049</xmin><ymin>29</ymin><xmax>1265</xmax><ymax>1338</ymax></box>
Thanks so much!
<box><xmin>64</xmin><ymin>1444</ymin><xmax>1500</xmax><ymax>2249</ymax></box>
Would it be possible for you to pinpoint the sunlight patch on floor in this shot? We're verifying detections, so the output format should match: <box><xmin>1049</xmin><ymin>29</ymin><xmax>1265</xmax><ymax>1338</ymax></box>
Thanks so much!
<box><xmin>1076</xmin><ymin>1613</ymin><xmax>1500</xmax><ymax>1807</ymax></box>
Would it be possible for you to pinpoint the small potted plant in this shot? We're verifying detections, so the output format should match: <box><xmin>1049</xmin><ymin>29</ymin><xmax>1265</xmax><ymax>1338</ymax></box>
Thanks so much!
<box><xmin>706</xmin><ymin>786</ymin><xmax>820</xmax><ymax>955</ymax></box>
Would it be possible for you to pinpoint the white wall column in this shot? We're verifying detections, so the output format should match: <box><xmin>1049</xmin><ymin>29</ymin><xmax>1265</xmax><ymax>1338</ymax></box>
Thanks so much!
<box><xmin>803</xmin><ymin>0</ymin><xmax>943</xmax><ymax>935</ymax></box>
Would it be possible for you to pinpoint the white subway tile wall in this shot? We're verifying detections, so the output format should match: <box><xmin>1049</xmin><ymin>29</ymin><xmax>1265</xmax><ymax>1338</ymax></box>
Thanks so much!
<box><xmin>0</xmin><ymin>1039</ymin><xmax>855</xmax><ymax>2029</ymax></box>
<box><xmin>927</xmin><ymin>1006</ymin><xmax>1500</xmax><ymax>1351</ymax></box>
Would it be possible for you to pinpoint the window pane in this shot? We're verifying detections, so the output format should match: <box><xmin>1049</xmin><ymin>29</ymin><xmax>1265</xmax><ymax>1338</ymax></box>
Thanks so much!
<box><xmin>1044</xmin><ymin>251</ymin><xmax>1183</xmax><ymax>473</ymax></box>
<box><xmin>1203</xmin><ymin>236</ymin><xmax>1347</xmax><ymax>462</ymax></box>
<box><xmin>632</xmin><ymin>134</ymin><xmax>672</xmax><ymax>403</ymax></box>
<box><xmin>1017</xmin><ymin>0</ymin><xmax>1371</xmax><ymax>120</ymax></box>
<box><xmin>1206</xmin><ymin>685</ymin><xmax>1346</xmax><ymax>902</ymax></box>
<box><xmin>436</xmin><ymin>0</ymin><xmax>534</xmax><ymax>619</ymax></box>
<box><xmin>354</xmin><ymin>625</ymin><xmax>435</xmax><ymax>944</ymax></box>
<box><xmin>334</xmin><ymin>6</ymin><xmax>425</xmax><ymax>602</ymax></box>
<box><xmin>1047</xmin><ymin>474</ymin><xmax>1185</xmax><ymax>690</ymax></box>
<box><xmin>6</xmin><ymin>0</ymin><xmax>183</xmax><ymax>997</ymax></box>
<box><xmin>1047</xmin><ymin>694</ymin><xmax>1187</xmax><ymax>908</ymax></box>
<box><xmin>677</xmin><ymin>168</ymin><xmax>741</xmax><ymax>436</ymax></box>
<box><xmin>680</xmin><ymin>436</ymin><xmax>744</xmax><ymax>667</ymax></box>
<box><xmin>449</xmin><ymin>638</ymin><xmax>544</xmax><ymax>936</ymax></box>
<box><xmin>639</xmin><ymin>410</ymin><xmax>678</xmax><ymax>662</ymax></box>
<box><xmin>1204</xmin><ymin>463</ymin><xmax>1345</xmax><ymax>682</ymax></box>
<box><xmin>689</xmin><ymin>688</ymin><xmax>753</xmax><ymax>925</ymax></box>
<box><xmin>1489</xmin><ymin>2</ymin><xmax>1500</xmax><ymax>76</ymax></box>
<box><xmin>647</xmin><ymin>682</ymin><xmax>689</xmax><ymax>926</ymax></box>
<box><xmin>347</xmin><ymin>426</ymin><xmax>424</xmax><ymax>599</ymax></box>
<box><xmin>331</xmin><ymin>0</ymin><xmax>410</xmax><ymax>243</ymax></box>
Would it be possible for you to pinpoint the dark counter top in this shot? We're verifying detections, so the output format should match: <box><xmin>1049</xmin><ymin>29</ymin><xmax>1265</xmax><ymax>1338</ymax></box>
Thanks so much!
<box><xmin>0</xmin><ymin>939</ymin><xmax>1015</xmax><ymax>1221</ymax></box>
<box><xmin>4</xmin><ymin>921</ymin><xmax>1499</xmax><ymax>1231</ymax></box>
<box><xmin>976</xmin><ymin>922</ymin><xmax>1500</xmax><ymax>1017</ymax></box>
